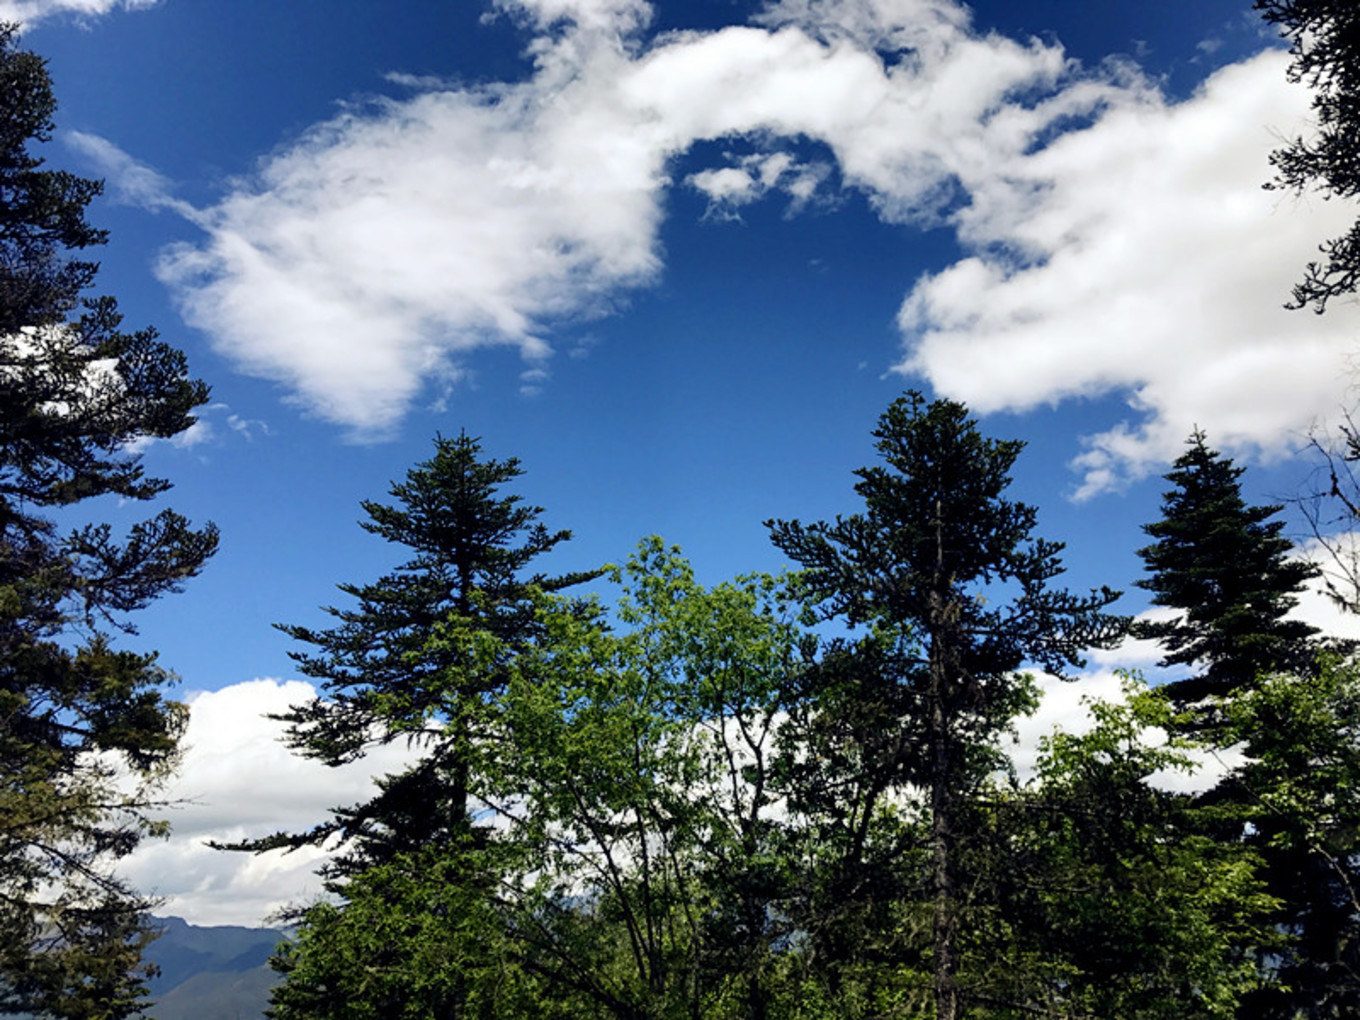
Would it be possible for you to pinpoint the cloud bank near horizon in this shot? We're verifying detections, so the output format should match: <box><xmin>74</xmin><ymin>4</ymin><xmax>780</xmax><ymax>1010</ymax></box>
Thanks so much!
<box><xmin>125</xmin><ymin>545</ymin><xmax>1360</xmax><ymax>929</ymax></box>
<box><xmin>118</xmin><ymin>679</ymin><xmax>418</xmax><ymax>927</ymax></box>
<box><xmin>81</xmin><ymin>0</ymin><xmax>1360</xmax><ymax>489</ymax></box>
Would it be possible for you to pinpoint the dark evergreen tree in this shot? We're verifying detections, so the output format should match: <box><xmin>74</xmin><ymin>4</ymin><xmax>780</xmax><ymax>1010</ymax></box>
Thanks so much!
<box><xmin>1136</xmin><ymin>430</ymin><xmax>1320</xmax><ymax>711</ymax></box>
<box><xmin>1257</xmin><ymin>0</ymin><xmax>1360</xmax><ymax>312</ymax></box>
<box><xmin>1138</xmin><ymin>433</ymin><xmax>1360</xmax><ymax>1018</ymax></box>
<box><xmin>768</xmin><ymin>392</ymin><xmax>1123</xmax><ymax>1020</ymax></box>
<box><xmin>0</xmin><ymin>23</ymin><xmax>105</xmax><ymax>336</ymax></box>
<box><xmin>1227</xmin><ymin>659</ymin><xmax>1360</xmax><ymax>1020</ymax></box>
<box><xmin>0</xmin><ymin>23</ymin><xmax>217</xmax><ymax>1019</ymax></box>
<box><xmin>240</xmin><ymin>432</ymin><xmax>598</xmax><ymax>877</ymax></box>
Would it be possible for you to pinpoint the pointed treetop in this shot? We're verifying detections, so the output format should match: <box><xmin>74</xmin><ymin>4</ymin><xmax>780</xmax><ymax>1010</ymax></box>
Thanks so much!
<box><xmin>1136</xmin><ymin>430</ymin><xmax>1320</xmax><ymax>704</ymax></box>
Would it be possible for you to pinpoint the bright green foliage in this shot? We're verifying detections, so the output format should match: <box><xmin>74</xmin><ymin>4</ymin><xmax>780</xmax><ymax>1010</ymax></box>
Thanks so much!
<box><xmin>1136</xmin><ymin>430</ymin><xmax>1320</xmax><ymax>711</ymax></box>
<box><xmin>496</xmin><ymin>539</ymin><xmax>808</xmax><ymax>1019</ymax></box>
<box><xmin>768</xmin><ymin>393</ymin><xmax>1123</xmax><ymax>1020</ymax></box>
<box><xmin>267</xmin><ymin>845</ymin><xmax>550</xmax><ymax>1020</ymax></box>
<box><xmin>975</xmin><ymin>680</ymin><xmax>1279</xmax><ymax>1019</ymax></box>
<box><xmin>1226</xmin><ymin>658</ymin><xmax>1360</xmax><ymax>1019</ymax></box>
<box><xmin>266</xmin><ymin>538</ymin><xmax>814</xmax><ymax>1020</ymax></box>
<box><xmin>238</xmin><ymin>432</ymin><xmax>598</xmax><ymax>878</ymax></box>
<box><xmin>0</xmin><ymin>24</ymin><xmax>216</xmax><ymax>1020</ymax></box>
<box><xmin>1257</xmin><ymin>0</ymin><xmax>1360</xmax><ymax>312</ymax></box>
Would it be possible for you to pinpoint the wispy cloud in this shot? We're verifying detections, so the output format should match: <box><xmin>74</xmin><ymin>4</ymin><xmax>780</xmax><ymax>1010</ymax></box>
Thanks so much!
<box><xmin>88</xmin><ymin>0</ymin><xmax>1359</xmax><ymax>486</ymax></box>
<box><xmin>0</xmin><ymin>0</ymin><xmax>157</xmax><ymax>28</ymax></box>
<box><xmin>66</xmin><ymin>131</ymin><xmax>202</xmax><ymax>221</ymax></box>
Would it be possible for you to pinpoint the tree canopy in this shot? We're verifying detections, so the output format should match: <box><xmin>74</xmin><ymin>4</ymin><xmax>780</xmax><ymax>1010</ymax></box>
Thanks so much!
<box><xmin>0</xmin><ymin>23</ymin><xmax>216</xmax><ymax>1019</ymax></box>
<box><xmin>237</xmin><ymin>397</ymin><xmax>1355</xmax><ymax>1020</ymax></box>
<box><xmin>1257</xmin><ymin>0</ymin><xmax>1360</xmax><ymax>311</ymax></box>
<box><xmin>1136</xmin><ymin>430</ymin><xmax>1320</xmax><ymax>711</ymax></box>
<box><xmin>768</xmin><ymin>393</ymin><xmax>1124</xmax><ymax>1020</ymax></box>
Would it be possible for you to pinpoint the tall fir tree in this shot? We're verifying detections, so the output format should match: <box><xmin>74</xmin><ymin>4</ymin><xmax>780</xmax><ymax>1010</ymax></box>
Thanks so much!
<box><xmin>0</xmin><ymin>23</ymin><xmax>216</xmax><ymax>1019</ymax></box>
<box><xmin>768</xmin><ymin>392</ymin><xmax>1122</xmax><ymax>1020</ymax></box>
<box><xmin>1136</xmin><ymin>430</ymin><xmax>1319</xmax><ymax>711</ymax></box>
<box><xmin>1137</xmin><ymin>432</ymin><xmax>1360</xmax><ymax>1018</ymax></box>
<box><xmin>240</xmin><ymin>432</ymin><xmax>599</xmax><ymax>876</ymax></box>
<box><xmin>241</xmin><ymin>433</ymin><xmax>600</xmax><ymax>1017</ymax></box>
<box><xmin>0</xmin><ymin>23</ymin><xmax>103</xmax><ymax>335</ymax></box>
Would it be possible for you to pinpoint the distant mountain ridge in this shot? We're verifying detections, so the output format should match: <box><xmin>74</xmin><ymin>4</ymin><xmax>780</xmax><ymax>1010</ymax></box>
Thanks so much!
<box><xmin>143</xmin><ymin>916</ymin><xmax>286</xmax><ymax>1020</ymax></box>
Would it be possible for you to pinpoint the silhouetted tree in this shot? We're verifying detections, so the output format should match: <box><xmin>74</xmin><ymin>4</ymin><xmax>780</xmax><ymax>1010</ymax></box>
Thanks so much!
<box><xmin>769</xmin><ymin>392</ymin><xmax>1122</xmax><ymax>1020</ymax></box>
<box><xmin>0</xmin><ymin>23</ymin><xmax>216</xmax><ymax>1019</ymax></box>
<box><xmin>1258</xmin><ymin>0</ymin><xmax>1360</xmax><ymax>311</ymax></box>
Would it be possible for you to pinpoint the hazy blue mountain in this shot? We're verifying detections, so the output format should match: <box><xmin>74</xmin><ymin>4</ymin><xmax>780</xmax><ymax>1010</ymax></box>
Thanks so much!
<box><xmin>144</xmin><ymin>916</ymin><xmax>286</xmax><ymax>1020</ymax></box>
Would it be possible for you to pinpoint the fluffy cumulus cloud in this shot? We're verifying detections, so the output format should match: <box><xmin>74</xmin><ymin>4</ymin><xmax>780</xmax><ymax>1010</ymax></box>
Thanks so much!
<box><xmin>0</xmin><ymin>0</ymin><xmax>157</xmax><ymax>27</ymax></box>
<box><xmin>89</xmin><ymin>0</ymin><xmax>1360</xmax><ymax>476</ymax></box>
<box><xmin>897</xmin><ymin>51</ymin><xmax>1359</xmax><ymax>495</ymax></box>
<box><xmin>118</xmin><ymin>680</ymin><xmax>417</xmax><ymax>926</ymax></box>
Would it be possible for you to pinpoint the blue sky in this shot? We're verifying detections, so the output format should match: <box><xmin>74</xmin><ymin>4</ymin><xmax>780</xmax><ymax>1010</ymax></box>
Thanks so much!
<box><xmin>10</xmin><ymin>0</ymin><xmax>1360</xmax><ymax>924</ymax></box>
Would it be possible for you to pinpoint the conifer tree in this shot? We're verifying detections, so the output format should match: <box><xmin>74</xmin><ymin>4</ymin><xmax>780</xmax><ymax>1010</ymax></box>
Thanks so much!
<box><xmin>1136</xmin><ymin>430</ymin><xmax>1319</xmax><ymax>710</ymax></box>
<box><xmin>1256</xmin><ymin>0</ymin><xmax>1360</xmax><ymax>312</ymax></box>
<box><xmin>243</xmin><ymin>432</ymin><xmax>598</xmax><ymax>875</ymax></box>
<box><xmin>1227</xmin><ymin>659</ymin><xmax>1360</xmax><ymax>1020</ymax></box>
<box><xmin>0</xmin><ymin>23</ymin><xmax>216</xmax><ymax>1018</ymax></box>
<box><xmin>768</xmin><ymin>392</ymin><xmax>1122</xmax><ymax>1020</ymax></box>
<box><xmin>1137</xmin><ymin>433</ymin><xmax>1360</xmax><ymax>1018</ymax></box>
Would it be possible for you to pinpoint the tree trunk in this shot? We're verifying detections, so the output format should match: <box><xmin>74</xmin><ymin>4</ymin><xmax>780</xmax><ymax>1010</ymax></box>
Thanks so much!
<box><xmin>930</xmin><ymin>644</ymin><xmax>957</xmax><ymax>1020</ymax></box>
<box><xmin>930</xmin><ymin>497</ymin><xmax>958</xmax><ymax>1020</ymax></box>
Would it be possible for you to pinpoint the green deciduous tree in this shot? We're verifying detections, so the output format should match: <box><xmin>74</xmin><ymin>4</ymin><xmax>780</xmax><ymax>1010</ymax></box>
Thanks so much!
<box><xmin>265</xmin><ymin>538</ymin><xmax>811</xmax><ymax>1020</ymax></box>
<box><xmin>266</xmin><ymin>844</ymin><xmax>542</xmax><ymax>1020</ymax></box>
<box><xmin>1257</xmin><ymin>0</ymin><xmax>1360</xmax><ymax>312</ymax></box>
<box><xmin>1136</xmin><ymin>430</ymin><xmax>1320</xmax><ymax>714</ymax></box>
<box><xmin>976</xmin><ymin>680</ymin><xmax>1279</xmax><ymax>1019</ymax></box>
<box><xmin>767</xmin><ymin>393</ymin><xmax>1123</xmax><ymax>1020</ymax></box>
<box><xmin>0</xmin><ymin>23</ymin><xmax>217</xmax><ymax>1019</ymax></box>
<box><xmin>495</xmin><ymin>540</ymin><xmax>807</xmax><ymax>1020</ymax></box>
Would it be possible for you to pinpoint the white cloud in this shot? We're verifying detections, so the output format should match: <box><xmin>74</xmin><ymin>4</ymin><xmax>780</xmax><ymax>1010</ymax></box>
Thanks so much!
<box><xmin>0</xmin><ymin>0</ymin><xmax>157</xmax><ymax>27</ymax></box>
<box><xmin>119</xmin><ymin>679</ymin><xmax>418</xmax><ymax>927</ymax></box>
<box><xmin>94</xmin><ymin>0</ymin><xmax>1091</xmax><ymax>437</ymax></box>
<box><xmin>687</xmin><ymin>151</ymin><xmax>830</xmax><ymax>219</ymax></box>
<box><xmin>83</xmin><ymin>0</ymin><xmax>1358</xmax><ymax>482</ymax></box>
<box><xmin>66</xmin><ymin>132</ymin><xmax>199</xmax><ymax>221</ymax></box>
<box><xmin>1292</xmin><ymin>532</ymin><xmax>1360</xmax><ymax>643</ymax></box>
<box><xmin>896</xmin><ymin>51</ymin><xmax>1360</xmax><ymax>496</ymax></box>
